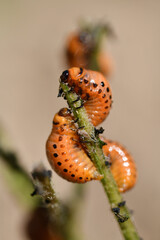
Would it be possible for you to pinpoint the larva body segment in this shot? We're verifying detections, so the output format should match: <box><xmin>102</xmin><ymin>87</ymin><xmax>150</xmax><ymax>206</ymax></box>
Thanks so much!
<box><xmin>46</xmin><ymin>108</ymin><xmax>102</xmax><ymax>183</ymax></box>
<box><xmin>102</xmin><ymin>138</ymin><xmax>137</xmax><ymax>193</ymax></box>
<box><xmin>60</xmin><ymin>67</ymin><xmax>112</xmax><ymax>126</ymax></box>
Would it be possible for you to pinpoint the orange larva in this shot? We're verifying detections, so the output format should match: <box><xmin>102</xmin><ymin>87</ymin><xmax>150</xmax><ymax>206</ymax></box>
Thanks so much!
<box><xmin>66</xmin><ymin>33</ymin><xmax>92</xmax><ymax>69</ymax></box>
<box><xmin>66</xmin><ymin>31</ymin><xmax>113</xmax><ymax>76</ymax></box>
<box><xmin>102</xmin><ymin>138</ymin><xmax>137</xmax><ymax>193</ymax></box>
<box><xmin>46</xmin><ymin>110</ymin><xmax>137</xmax><ymax>189</ymax></box>
<box><xmin>46</xmin><ymin>108</ymin><xmax>102</xmax><ymax>183</ymax></box>
<box><xmin>60</xmin><ymin>67</ymin><xmax>112</xmax><ymax>126</ymax></box>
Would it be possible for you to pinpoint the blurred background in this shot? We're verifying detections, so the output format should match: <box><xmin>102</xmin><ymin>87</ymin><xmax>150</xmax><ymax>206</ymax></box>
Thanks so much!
<box><xmin>0</xmin><ymin>0</ymin><xmax>160</xmax><ymax>239</ymax></box>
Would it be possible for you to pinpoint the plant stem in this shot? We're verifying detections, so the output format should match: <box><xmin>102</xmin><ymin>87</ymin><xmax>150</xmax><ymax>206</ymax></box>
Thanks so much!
<box><xmin>60</xmin><ymin>82</ymin><xmax>140</xmax><ymax>240</ymax></box>
<box><xmin>89</xmin><ymin>26</ymin><xmax>106</xmax><ymax>71</ymax></box>
<box><xmin>0</xmin><ymin>147</ymin><xmax>39</xmax><ymax>209</ymax></box>
<box><xmin>88</xmin><ymin>23</ymin><xmax>114</xmax><ymax>71</ymax></box>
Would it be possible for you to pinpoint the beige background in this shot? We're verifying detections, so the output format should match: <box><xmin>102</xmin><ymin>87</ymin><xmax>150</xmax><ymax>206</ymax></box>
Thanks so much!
<box><xmin>0</xmin><ymin>0</ymin><xmax>160</xmax><ymax>239</ymax></box>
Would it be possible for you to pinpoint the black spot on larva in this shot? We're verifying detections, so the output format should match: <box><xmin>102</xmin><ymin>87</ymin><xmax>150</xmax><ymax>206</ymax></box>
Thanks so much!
<box><xmin>105</xmin><ymin>100</ymin><xmax>108</xmax><ymax>103</ymax></box>
<box><xmin>79</xmin><ymin>177</ymin><xmax>82</xmax><ymax>180</ymax></box>
<box><xmin>63</xmin><ymin>124</ymin><xmax>67</xmax><ymax>126</ymax></box>
<box><xmin>65</xmin><ymin>159</ymin><xmax>68</xmax><ymax>162</ymax></box>
<box><xmin>102</xmin><ymin>94</ymin><xmax>106</xmax><ymax>98</ymax></box>
<box><xmin>53</xmin><ymin>121</ymin><xmax>59</xmax><ymax>125</ymax></box>
<box><xmin>105</xmin><ymin>106</ymin><xmax>109</xmax><ymax>109</ymax></box>
<box><xmin>98</xmin><ymin>89</ymin><xmax>102</xmax><ymax>94</ymax></box>
<box><xmin>63</xmin><ymin>169</ymin><xmax>68</xmax><ymax>172</ymax></box>
<box><xmin>69</xmin><ymin>164</ymin><xmax>73</xmax><ymax>168</ymax></box>
<box><xmin>86</xmin><ymin>177</ymin><xmax>88</xmax><ymax>180</ymax></box>
<box><xmin>53</xmin><ymin>144</ymin><xmax>57</xmax><ymax>149</ymax></box>
<box><xmin>84</xmin><ymin>93</ymin><xmax>90</xmax><ymax>100</ymax></box>
<box><xmin>78</xmin><ymin>87</ymin><xmax>83</xmax><ymax>95</ymax></box>
<box><xmin>79</xmin><ymin>67</ymin><xmax>83</xmax><ymax>75</ymax></box>
<box><xmin>79</xmin><ymin>78</ymin><xmax>83</xmax><ymax>84</ymax></box>
<box><xmin>54</xmin><ymin>153</ymin><xmax>58</xmax><ymax>157</ymax></box>
<box><xmin>84</xmin><ymin>79</ymin><xmax>88</xmax><ymax>84</ymax></box>
<box><xmin>71</xmin><ymin>174</ymin><xmax>75</xmax><ymax>177</ymax></box>
<box><xmin>93</xmin><ymin>83</ymin><xmax>98</xmax><ymax>88</ymax></box>
<box><xmin>109</xmin><ymin>95</ymin><xmax>112</xmax><ymax>99</ymax></box>
<box><xmin>86</xmin><ymin>93</ymin><xmax>90</xmax><ymax>99</ymax></box>
<box><xmin>73</xmin><ymin>143</ymin><xmax>79</xmax><ymax>148</ymax></box>
<box><xmin>60</xmin><ymin>126</ymin><xmax>64</xmax><ymax>132</ymax></box>
<box><xmin>57</xmin><ymin>162</ymin><xmax>61</xmax><ymax>166</ymax></box>
<box><xmin>60</xmin><ymin>144</ymin><xmax>65</xmax><ymax>148</ymax></box>
<box><xmin>59</xmin><ymin>136</ymin><xmax>63</xmax><ymax>141</ymax></box>
<box><xmin>101</xmin><ymin>82</ymin><xmax>105</xmax><ymax>87</ymax></box>
<box><xmin>105</xmin><ymin>161</ymin><xmax>111</xmax><ymax>166</ymax></box>
<box><xmin>106</xmin><ymin>87</ymin><xmax>110</xmax><ymax>92</ymax></box>
<box><xmin>62</xmin><ymin>152</ymin><xmax>66</xmax><ymax>155</ymax></box>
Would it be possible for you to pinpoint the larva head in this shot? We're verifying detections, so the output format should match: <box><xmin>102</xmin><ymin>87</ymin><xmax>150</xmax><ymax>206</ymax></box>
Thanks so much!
<box><xmin>60</xmin><ymin>70</ymin><xmax>69</xmax><ymax>83</ymax></box>
<box><xmin>68</xmin><ymin>67</ymin><xmax>84</xmax><ymax>80</ymax></box>
<box><xmin>54</xmin><ymin>108</ymin><xmax>72</xmax><ymax>124</ymax></box>
<box><xmin>52</xmin><ymin>108</ymin><xmax>74</xmax><ymax>134</ymax></box>
<box><xmin>58</xmin><ymin>107</ymin><xmax>71</xmax><ymax>117</ymax></box>
<box><xmin>60</xmin><ymin>67</ymin><xmax>84</xmax><ymax>83</ymax></box>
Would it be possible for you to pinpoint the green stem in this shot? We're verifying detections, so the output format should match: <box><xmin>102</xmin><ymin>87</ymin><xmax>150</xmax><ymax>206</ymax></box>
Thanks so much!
<box><xmin>88</xmin><ymin>24</ymin><xmax>114</xmax><ymax>71</ymax></box>
<box><xmin>60</xmin><ymin>82</ymin><xmax>140</xmax><ymax>240</ymax></box>
<box><xmin>89</xmin><ymin>26</ymin><xmax>106</xmax><ymax>71</ymax></box>
<box><xmin>0</xmin><ymin>147</ymin><xmax>39</xmax><ymax>209</ymax></box>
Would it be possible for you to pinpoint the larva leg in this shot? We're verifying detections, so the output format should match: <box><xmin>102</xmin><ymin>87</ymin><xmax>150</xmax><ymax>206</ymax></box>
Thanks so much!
<box><xmin>105</xmin><ymin>160</ymin><xmax>112</xmax><ymax>167</ymax></box>
<box><xmin>94</xmin><ymin>127</ymin><xmax>104</xmax><ymax>135</ymax></box>
<box><xmin>72</xmin><ymin>96</ymin><xmax>80</xmax><ymax>103</ymax></box>
<box><xmin>57</xmin><ymin>88</ymin><xmax>63</xmax><ymax>97</ymax></box>
<box><xmin>78</xmin><ymin>126</ymin><xmax>85</xmax><ymax>130</ymax></box>
<box><xmin>76</xmin><ymin>102</ymin><xmax>84</xmax><ymax>109</ymax></box>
